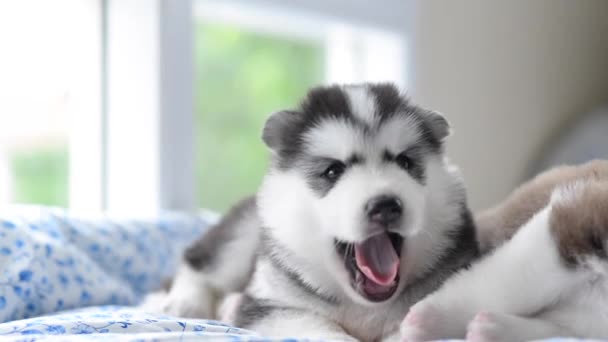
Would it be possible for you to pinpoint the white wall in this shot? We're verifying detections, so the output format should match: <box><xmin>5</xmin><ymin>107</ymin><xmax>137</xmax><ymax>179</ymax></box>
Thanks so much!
<box><xmin>410</xmin><ymin>0</ymin><xmax>608</xmax><ymax>210</ymax></box>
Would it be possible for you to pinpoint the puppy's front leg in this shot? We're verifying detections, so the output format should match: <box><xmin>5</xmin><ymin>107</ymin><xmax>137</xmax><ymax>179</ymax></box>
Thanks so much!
<box><xmin>144</xmin><ymin>196</ymin><xmax>260</xmax><ymax>319</ymax></box>
<box><xmin>160</xmin><ymin>263</ymin><xmax>219</xmax><ymax>318</ymax></box>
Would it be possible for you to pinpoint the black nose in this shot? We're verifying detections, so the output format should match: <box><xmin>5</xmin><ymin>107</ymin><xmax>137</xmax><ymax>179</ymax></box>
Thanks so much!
<box><xmin>365</xmin><ymin>195</ymin><xmax>403</xmax><ymax>226</ymax></box>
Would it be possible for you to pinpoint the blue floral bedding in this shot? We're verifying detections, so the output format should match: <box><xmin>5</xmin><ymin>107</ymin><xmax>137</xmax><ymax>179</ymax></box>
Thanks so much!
<box><xmin>0</xmin><ymin>206</ymin><xmax>599</xmax><ymax>341</ymax></box>
<box><xmin>0</xmin><ymin>206</ymin><xmax>212</xmax><ymax>322</ymax></box>
<box><xmin>0</xmin><ymin>306</ymin><xmax>259</xmax><ymax>341</ymax></box>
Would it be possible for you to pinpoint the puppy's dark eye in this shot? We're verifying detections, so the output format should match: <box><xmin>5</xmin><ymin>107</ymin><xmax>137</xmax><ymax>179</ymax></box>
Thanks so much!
<box><xmin>395</xmin><ymin>152</ymin><xmax>412</xmax><ymax>170</ymax></box>
<box><xmin>322</xmin><ymin>162</ymin><xmax>346</xmax><ymax>181</ymax></box>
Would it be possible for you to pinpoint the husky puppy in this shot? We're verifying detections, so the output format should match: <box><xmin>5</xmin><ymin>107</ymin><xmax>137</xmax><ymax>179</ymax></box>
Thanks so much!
<box><xmin>158</xmin><ymin>83</ymin><xmax>479</xmax><ymax>341</ymax></box>
<box><xmin>401</xmin><ymin>160</ymin><xmax>608</xmax><ymax>341</ymax></box>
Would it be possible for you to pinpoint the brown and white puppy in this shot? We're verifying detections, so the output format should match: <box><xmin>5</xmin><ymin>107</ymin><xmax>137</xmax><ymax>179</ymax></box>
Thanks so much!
<box><xmin>476</xmin><ymin>159</ymin><xmax>608</xmax><ymax>253</ymax></box>
<box><xmin>401</xmin><ymin>160</ymin><xmax>608</xmax><ymax>341</ymax></box>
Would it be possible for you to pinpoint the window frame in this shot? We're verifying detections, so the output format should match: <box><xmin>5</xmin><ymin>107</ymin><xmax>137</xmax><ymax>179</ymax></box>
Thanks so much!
<box><xmin>103</xmin><ymin>0</ymin><xmax>195</xmax><ymax>215</ymax></box>
<box><xmin>100</xmin><ymin>0</ymin><xmax>410</xmax><ymax>214</ymax></box>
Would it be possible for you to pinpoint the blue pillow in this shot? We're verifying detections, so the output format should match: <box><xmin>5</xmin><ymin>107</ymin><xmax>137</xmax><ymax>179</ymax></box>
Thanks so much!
<box><xmin>0</xmin><ymin>206</ymin><xmax>212</xmax><ymax>322</ymax></box>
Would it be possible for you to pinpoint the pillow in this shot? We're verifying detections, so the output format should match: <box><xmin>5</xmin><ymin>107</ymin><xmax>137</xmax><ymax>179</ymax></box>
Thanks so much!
<box><xmin>0</xmin><ymin>206</ymin><xmax>212</xmax><ymax>322</ymax></box>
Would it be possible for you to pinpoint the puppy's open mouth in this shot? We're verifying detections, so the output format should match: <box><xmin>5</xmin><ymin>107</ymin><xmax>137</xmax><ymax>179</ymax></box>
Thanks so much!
<box><xmin>335</xmin><ymin>232</ymin><xmax>403</xmax><ymax>302</ymax></box>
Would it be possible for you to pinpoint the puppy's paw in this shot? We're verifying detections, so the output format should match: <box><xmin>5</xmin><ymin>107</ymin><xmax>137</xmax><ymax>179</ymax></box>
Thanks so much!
<box><xmin>160</xmin><ymin>284</ymin><xmax>216</xmax><ymax>318</ymax></box>
<box><xmin>138</xmin><ymin>291</ymin><xmax>169</xmax><ymax>313</ymax></box>
<box><xmin>466</xmin><ymin>312</ymin><xmax>510</xmax><ymax>342</ymax></box>
<box><xmin>218</xmin><ymin>292</ymin><xmax>243</xmax><ymax>324</ymax></box>
<box><xmin>400</xmin><ymin>302</ymin><xmax>444</xmax><ymax>342</ymax></box>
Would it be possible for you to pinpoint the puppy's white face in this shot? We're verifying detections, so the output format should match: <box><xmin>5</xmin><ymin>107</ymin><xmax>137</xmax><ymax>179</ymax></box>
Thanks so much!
<box><xmin>258</xmin><ymin>84</ymin><xmax>460</xmax><ymax>305</ymax></box>
<box><xmin>306</xmin><ymin>115</ymin><xmax>426</xmax><ymax>242</ymax></box>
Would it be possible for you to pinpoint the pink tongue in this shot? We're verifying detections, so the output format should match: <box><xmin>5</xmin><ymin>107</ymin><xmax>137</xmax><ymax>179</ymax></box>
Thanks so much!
<box><xmin>354</xmin><ymin>233</ymin><xmax>400</xmax><ymax>286</ymax></box>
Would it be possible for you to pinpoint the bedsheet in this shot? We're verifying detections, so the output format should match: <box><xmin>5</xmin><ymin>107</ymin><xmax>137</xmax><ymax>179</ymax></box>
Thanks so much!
<box><xmin>0</xmin><ymin>306</ymin><xmax>600</xmax><ymax>342</ymax></box>
<box><xmin>0</xmin><ymin>206</ymin><xmax>601</xmax><ymax>341</ymax></box>
<box><xmin>0</xmin><ymin>306</ymin><xmax>261</xmax><ymax>342</ymax></box>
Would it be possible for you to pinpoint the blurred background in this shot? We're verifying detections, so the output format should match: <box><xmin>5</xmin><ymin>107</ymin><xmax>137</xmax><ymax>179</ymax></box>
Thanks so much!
<box><xmin>0</xmin><ymin>0</ymin><xmax>607</xmax><ymax>215</ymax></box>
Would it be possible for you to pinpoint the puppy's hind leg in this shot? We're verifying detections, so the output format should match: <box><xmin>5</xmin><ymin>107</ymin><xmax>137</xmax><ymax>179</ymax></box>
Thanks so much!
<box><xmin>150</xmin><ymin>196</ymin><xmax>261</xmax><ymax>319</ymax></box>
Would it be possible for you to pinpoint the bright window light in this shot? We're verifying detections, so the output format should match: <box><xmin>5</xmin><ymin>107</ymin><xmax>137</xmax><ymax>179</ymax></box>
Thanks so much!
<box><xmin>0</xmin><ymin>0</ymin><xmax>101</xmax><ymax>209</ymax></box>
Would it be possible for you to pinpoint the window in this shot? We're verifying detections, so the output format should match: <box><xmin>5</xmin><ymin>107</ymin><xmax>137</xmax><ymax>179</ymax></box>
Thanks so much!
<box><xmin>9</xmin><ymin>145</ymin><xmax>69</xmax><ymax>207</ymax></box>
<box><xmin>194</xmin><ymin>0</ymin><xmax>405</xmax><ymax>211</ymax></box>
<box><xmin>195</xmin><ymin>23</ymin><xmax>325</xmax><ymax>211</ymax></box>
<box><xmin>1</xmin><ymin>0</ymin><xmax>406</xmax><ymax>214</ymax></box>
<box><xmin>0</xmin><ymin>0</ymin><xmax>101</xmax><ymax>208</ymax></box>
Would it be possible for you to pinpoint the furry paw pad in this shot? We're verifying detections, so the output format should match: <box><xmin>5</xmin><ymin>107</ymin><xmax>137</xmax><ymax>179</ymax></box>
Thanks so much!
<box><xmin>400</xmin><ymin>303</ymin><xmax>442</xmax><ymax>342</ymax></box>
<box><xmin>466</xmin><ymin>312</ymin><xmax>504</xmax><ymax>342</ymax></box>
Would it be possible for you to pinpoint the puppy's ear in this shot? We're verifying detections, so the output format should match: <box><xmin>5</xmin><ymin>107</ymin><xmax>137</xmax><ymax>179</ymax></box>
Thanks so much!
<box><xmin>262</xmin><ymin>110</ymin><xmax>299</xmax><ymax>151</ymax></box>
<box><xmin>424</xmin><ymin>110</ymin><xmax>451</xmax><ymax>142</ymax></box>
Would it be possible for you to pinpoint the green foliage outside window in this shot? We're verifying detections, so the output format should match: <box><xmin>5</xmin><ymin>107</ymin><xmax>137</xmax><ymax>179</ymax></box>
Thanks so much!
<box><xmin>195</xmin><ymin>24</ymin><xmax>324</xmax><ymax>211</ymax></box>
<box><xmin>10</xmin><ymin>145</ymin><xmax>69</xmax><ymax>207</ymax></box>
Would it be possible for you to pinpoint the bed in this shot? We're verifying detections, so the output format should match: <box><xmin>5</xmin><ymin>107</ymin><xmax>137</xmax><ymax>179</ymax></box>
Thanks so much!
<box><xmin>0</xmin><ymin>206</ymin><xmax>599</xmax><ymax>341</ymax></box>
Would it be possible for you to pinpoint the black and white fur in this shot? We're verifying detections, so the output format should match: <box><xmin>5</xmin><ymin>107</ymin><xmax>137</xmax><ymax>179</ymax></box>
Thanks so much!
<box><xmin>146</xmin><ymin>83</ymin><xmax>479</xmax><ymax>341</ymax></box>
